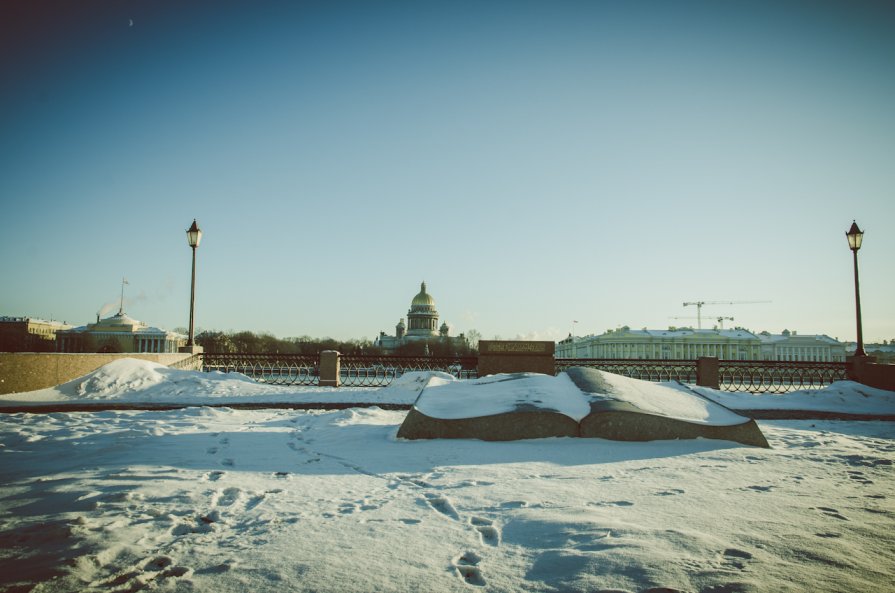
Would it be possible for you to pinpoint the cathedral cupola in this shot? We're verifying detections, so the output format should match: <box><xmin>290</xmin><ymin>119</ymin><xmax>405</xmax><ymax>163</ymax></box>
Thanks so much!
<box><xmin>407</xmin><ymin>281</ymin><xmax>439</xmax><ymax>337</ymax></box>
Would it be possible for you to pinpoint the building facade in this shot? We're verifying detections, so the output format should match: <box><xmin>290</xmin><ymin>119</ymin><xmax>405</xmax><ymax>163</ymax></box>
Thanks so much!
<box><xmin>556</xmin><ymin>327</ymin><xmax>763</xmax><ymax>360</ymax></box>
<box><xmin>0</xmin><ymin>317</ymin><xmax>73</xmax><ymax>352</ymax></box>
<box><xmin>375</xmin><ymin>282</ymin><xmax>467</xmax><ymax>353</ymax></box>
<box><xmin>56</xmin><ymin>310</ymin><xmax>186</xmax><ymax>353</ymax></box>
<box><xmin>557</xmin><ymin>326</ymin><xmax>847</xmax><ymax>362</ymax></box>
<box><xmin>759</xmin><ymin>330</ymin><xmax>846</xmax><ymax>362</ymax></box>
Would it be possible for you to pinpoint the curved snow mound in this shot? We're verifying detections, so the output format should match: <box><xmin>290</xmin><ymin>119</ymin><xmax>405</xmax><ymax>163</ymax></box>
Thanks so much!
<box><xmin>76</xmin><ymin>359</ymin><xmax>169</xmax><ymax>398</ymax></box>
<box><xmin>68</xmin><ymin>358</ymin><xmax>257</xmax><ymax>401</ymax></box>
<box><xmin>391</xmin><ymin>370</ymin><xmax>456</xmax><ymax>389</ymax></box>
<box><xmin>415</xmin><ymin>372</ymin><xmax>591</xmax><ymax>421</ymax></box>
<box><xmin>377</xmin><ymin>371</ymin><xmax>457</xmax><ymax>399</ymax></box>
<box><xmin>592</xmin><ymin>370</ymin><xmax>746</xmax><ymax>425</ymax></box>
<box><xmin>694</xmin><ymin>380</ymin><xmax>895</xmax><ymax>415</ymax></box>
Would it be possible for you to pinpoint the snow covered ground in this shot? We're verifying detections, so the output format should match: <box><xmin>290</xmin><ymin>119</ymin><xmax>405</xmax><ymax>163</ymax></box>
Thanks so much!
<box><xmin>1</xmin><ymin>360</ymin><xmax>893</xmax><ymax>592</ymax></box>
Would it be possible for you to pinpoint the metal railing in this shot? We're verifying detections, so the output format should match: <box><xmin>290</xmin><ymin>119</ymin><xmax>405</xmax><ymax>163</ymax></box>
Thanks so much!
<box><xmin>339</xmin><ymin>355</ymin><xmax>478</xmax><ymax>387</ymax></box>
<box><xmin>196</xmin><ymin>353</ymin><xmax>847</xmax><ymax>393</ymax></box>
<box><xmin>555</xmin><ymin>358</ymin><xmax>698</xmax><ymax>383</ymax></box>
<box><xmin>718</xmin><ymin>360</ymin><xmax>847</xmax><ymax>393</ymax></box>
<box><xmin>203</xmin><ymin>353</ymin><xmax>320</xmax><ymax>386</ymax></box>
<box><xmin>556</xmin><ymin>357</ymin><xmax>847</xmax><ymax>393</ymax></box>
<box><xmin>200</xmin><ymin>353</ymin><xmax>477</xmax><ymax>387</ymax></box>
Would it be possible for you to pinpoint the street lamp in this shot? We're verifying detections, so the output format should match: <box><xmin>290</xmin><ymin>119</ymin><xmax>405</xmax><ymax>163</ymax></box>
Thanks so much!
<box><xmin>846</xmin><ymin>220</ymin><xmax>865</xmax><ymax>357</ymax></box>
<box><xmin>185</xmin><ymin>219</ymin><xmax>202</xmax><ymax>350</ymax></box>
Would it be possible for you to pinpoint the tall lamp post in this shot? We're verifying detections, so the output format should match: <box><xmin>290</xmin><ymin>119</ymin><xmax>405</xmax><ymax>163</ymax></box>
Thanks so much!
<box><xmin>846</xmin><ymin>220</ymin><xmax>865</xmax><ymax>357</ymax></box>
<box><xmin>184</xmin><ymin>219</ymin><xmax>203</xmax><ymax>351</ymax></box>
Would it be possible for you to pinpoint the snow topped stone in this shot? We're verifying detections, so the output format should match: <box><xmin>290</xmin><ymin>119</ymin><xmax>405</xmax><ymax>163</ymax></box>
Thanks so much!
<box><xmin>573</xmin><ymin>368</ymin><xmax>750</xmax><ymax>426</ymax></box>
<box><xmin>400</xmin><ymin>369</ymin><xmax>768</xmax><ymax>446</ymax></box>
<box><xmin>414</xmin><ymin>372</ymin><xmax>591</xmax><ymax>422</ymax></box>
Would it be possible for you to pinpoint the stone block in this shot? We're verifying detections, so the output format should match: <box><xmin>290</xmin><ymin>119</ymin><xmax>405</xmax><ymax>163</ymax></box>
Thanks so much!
<box><xmin>478</xmin><ymin>340</ymin><xmax>555</xmax><ymax>376</ymax></box>
<box><xmin>319</xmin><ymin>350</ymin><xmax>340</xmax><ymax>387</ymax></box>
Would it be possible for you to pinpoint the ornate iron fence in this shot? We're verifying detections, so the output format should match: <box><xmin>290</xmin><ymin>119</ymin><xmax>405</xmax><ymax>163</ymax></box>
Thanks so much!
<box><xmin>200</xmin><ymin>353</ymin><xmax>477</xmax><ymax>387</ymax></box>
<box><xmin>202</xmin><ymin>353</ymin><xmax>320</xmax><ymax>386</ymax></box>
<box><xmin>718</xmin><ymin>360</ymin><xmax>847</xmax><ymax>393</ymax></box>
<box><xmin>555</xmin><ymin>358</ymin><xmax>698</xmax><ymax>383</ymax></box>
<box><xmin>339</xmin><ymin>355</ymin><xmax>478</xmax><ymax>387</ymax></box>
<box><xmin>555</xmin><ymin>358</ymin><xmax>847</xmax><ymax>393</ymax></box>
<box><xmin>197</xmin><ymin>353</ymin><xmax>847</xmax><ymax>393</ymax></box>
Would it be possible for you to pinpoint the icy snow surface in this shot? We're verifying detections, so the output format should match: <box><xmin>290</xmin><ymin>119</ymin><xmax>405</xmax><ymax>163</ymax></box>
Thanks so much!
<box><xmin>693</xmin><ymin>381</ymin><xmax>895</xmax><ymax>415</ymax></box>
<box><xmin>1</xmin><ymin>407</ymin><xmax>893</xmax><ymax>592</ymax></box>
<box><xmin>1</xmin><ymin>360</ymin><xmax>894</xmax><ymax>591</ymax></box>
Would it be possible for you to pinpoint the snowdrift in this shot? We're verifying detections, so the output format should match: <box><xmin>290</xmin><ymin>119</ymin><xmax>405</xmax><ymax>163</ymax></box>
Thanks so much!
<box><xmin>397</xmin><ymin>368</ymin><xmax>770</xmax><ymax>447</ymax></box>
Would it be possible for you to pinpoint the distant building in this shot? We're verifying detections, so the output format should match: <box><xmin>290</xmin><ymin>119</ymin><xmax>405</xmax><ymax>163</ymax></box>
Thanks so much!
<box><xmin>556</xmin><ymin>327</ymin><xmax>763</xmax><ymax>360</ymax></box>
<box><xmin>374</xmin><ymin>282</ymin><xmax>466</xmax><ymax>354</ymax></box>
<box><xmin>56</xmin><ymin>309</ymin><xmax>186</xmax><ymax>353</ymax></box>
<box><xmin>557</xmin><ymin>326</ymin><xmax>847</xmax><ymax>362</ymax></box>
<box><xmin>846</xmin><ymin>341</ymin><xmax>895</xmax><ymax>363</ymax></box>
<box><xmin>758</xmin><ymin>330</ymin><xmax>846</xmax><ymax>362</ymax></box>
<box><xmin>0</xmin><ymin>317</ymin><xmax>73</xmax><ymax>352</ymax></box>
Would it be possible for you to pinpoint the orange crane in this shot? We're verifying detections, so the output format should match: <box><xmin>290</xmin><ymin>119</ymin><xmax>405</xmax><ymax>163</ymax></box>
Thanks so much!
<box><xmin>682</xmin><ymin>301</ymin><xmax>770</xmax><ymax>329</ymax></box>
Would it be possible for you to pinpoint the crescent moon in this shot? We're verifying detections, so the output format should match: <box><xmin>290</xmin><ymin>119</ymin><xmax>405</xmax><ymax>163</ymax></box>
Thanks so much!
<box><xmin>129</xmin><ymin>19</ymin><xmax>134</xmax><ymax>27</ymax></box>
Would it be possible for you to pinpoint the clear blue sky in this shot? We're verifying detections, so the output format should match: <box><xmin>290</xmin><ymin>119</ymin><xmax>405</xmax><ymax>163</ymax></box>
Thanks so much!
<box><xmin>2</xmin><ymin>0</ymin><xmax>893</xmax><ymax>343</ymax></box>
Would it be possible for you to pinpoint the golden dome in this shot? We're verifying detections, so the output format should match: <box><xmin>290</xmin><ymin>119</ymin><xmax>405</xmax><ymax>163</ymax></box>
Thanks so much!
<box><xmin>411</xmin><ymin>282</ymin><xmax>436</xmax><ymax>307</ymax></box>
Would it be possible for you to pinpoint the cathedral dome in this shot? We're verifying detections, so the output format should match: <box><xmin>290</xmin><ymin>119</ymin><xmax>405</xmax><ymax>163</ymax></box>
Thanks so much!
<box><xmin>411</xmin><ymin>282</ymin><xmax>436</xmax><ymax>308</ymax></box>
<box><xmin>94</xmin><ymin>312</ymin><xmax>144</xmax><ymax>331</ymax></box>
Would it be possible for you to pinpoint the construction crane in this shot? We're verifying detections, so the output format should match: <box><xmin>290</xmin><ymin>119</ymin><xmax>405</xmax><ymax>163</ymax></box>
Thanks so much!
<box><xmin>682</xmin><ymin>301</ymin><xmax>771</xmax><ymax>329</ymax></box>
<box><xmin>671</xmin><ymin>316</ymin><xmax>735</xmax><ymax>329</ymax></box>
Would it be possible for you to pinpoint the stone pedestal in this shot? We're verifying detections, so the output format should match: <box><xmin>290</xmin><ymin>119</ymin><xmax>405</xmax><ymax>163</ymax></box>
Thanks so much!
<box><xmin>319</xmin><ymin>350</ymin><xmax>341</xmax><ymax>387</ymax></box>
<box><xmin>478</xmin><ymin>340</ymin><xmax>555</xmax><ymax>376</ymax></box>
<box><xmin>178</xmin><ymin>345</ymin><xmax>204</xmax><ymax>354</ymax></box>
<box><xmin>846</xmin><ymin>354</ymin><xmax>877</xmax><ymax>381</ymax></box>
<box><xmin>696</xmin><ymin>357</ymin><xmax>720</xmax><ymax>389</ymax></box>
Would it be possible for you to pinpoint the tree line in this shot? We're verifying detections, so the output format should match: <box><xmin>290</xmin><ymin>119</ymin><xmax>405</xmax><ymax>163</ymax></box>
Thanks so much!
<box><xmin>192</xmin><ymin>330</ymin><xmax>478</xmax><ymax>356</ymax></box>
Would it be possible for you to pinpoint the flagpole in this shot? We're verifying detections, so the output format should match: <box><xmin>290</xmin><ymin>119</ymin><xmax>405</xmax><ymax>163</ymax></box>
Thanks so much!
<box><xmin>119</xmin><ymin>277</ymin><xmax>128</xmax><ymax>315</ymax></box>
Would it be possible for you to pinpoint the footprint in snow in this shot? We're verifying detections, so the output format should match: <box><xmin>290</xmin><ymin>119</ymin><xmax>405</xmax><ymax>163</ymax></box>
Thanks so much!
<box><xmin>815</xmin><ymin>507</ymin><xmax>849</xmax><ymax>521</ymax></box>
<box><xmin>720</xmin><ymin>548</ymin><xmax>753</xmax><ymax>570</ymax></box>
<box><xmin>214</xmin><ymin>487</ymin><xmax>241</xmax><ymax>507</ymax></box>
<box><xmin>470</xmin><ymin>517</ymin><xmax>500</xmax><ymax>547</ymax></box>
<box><xmin>452</xmin><ymin>551</ymin><xmax>485</xmax><ymax>587</ymax></box>
<box><xmin>424</xmin><ymin>494</ymin><xmax>459</xmax><ymax>521</ymax></box>
<box><xmin>847</xmin><ymin>470</ymin><xmax>873</xmax><ymax>485</ymax></box>
<box><xmin>588</xmin><ymin>500</ymin><xmax>634</xmax><ymax>507</ymax></box>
